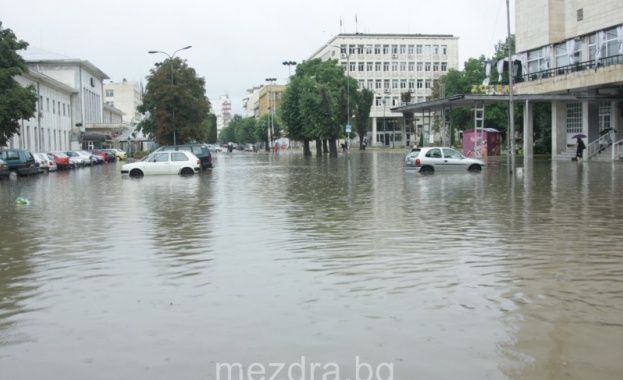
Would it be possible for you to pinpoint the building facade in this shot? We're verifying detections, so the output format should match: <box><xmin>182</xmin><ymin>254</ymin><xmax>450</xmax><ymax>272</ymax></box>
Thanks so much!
<box><xmin>103</xmin><ymin>79</ymin><xmax>143</xmax><ymax>124</ymax></box>
<box><xmin>209</xmin><ymin>95</ymin><xmax>233</xmax><ymax>133</ymax></box>
<box><xmin>514</xmin><ymin>0</ymin><xmax>623</xmax><ymax>159</ymax></box>
<box><xmin>309</xmin><ymin>33</ymin><xmax>459</xmax><ymax>147</ymax></box>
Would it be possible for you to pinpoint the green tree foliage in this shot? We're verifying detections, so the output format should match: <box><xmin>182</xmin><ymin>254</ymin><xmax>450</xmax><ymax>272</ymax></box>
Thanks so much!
<box><xmin>205</xmin><ymin>113</ymin><xmax>218</xmax><ymax>143</ymax></box>
<box><xmin>0</xmin><ymin>22</ymin><xmax>37</xmax><ymax>146</ymax></box>
<box><xmin>279</xmin><ymin>58</ymin><xmax>360</xmax><ymax>157</ymax></box>
<box><xmin>138</xmin><ymin>58</ymin><xmax>210</xmax><ymax>145</ymax></box>
<box><xmin>353</xmin><ymin>88</ymin><xmax>374</xmax><ymax>149</ymax></box>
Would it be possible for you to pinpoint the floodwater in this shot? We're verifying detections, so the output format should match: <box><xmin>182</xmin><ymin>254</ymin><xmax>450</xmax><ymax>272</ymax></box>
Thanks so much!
<box><xmin>1</xmin><ymin>150</ymin><xmax>622</xmax><ymax>380</ymax></box>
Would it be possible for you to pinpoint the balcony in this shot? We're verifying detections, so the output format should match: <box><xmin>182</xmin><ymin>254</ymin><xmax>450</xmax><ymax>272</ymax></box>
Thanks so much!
<box><xmin>521</xmin><ymin>54</ymin><xmax>623</xmax><ymax>82</ymax></box>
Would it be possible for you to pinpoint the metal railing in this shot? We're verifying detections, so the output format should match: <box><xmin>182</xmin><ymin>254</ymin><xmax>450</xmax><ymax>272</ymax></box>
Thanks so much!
<box><xmin>587</xmin><ymin>130</ymin><xmax>616</xmax><ymax>159</ymax></box>
<box><xmin>516</xmin><ymin>54</ymin><xmax>623</xmax><ymax>83</ymax></box>
<box><xmin>612</xmin><ymin>138</ymin><xmax>623</xmax><ymax>161</ymax></box>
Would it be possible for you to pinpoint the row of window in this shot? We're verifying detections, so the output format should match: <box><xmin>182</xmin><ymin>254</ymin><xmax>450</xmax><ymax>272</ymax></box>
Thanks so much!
<box><xmin>39</xmin><ymin>95</ymin><xmax>70</xmax><ymax>117</ymax></box>
<box><xmin>340</xmin><ymin>44</ymin><xmax>449</xmax><ymax>56</ymax></box>
<box><xmin>8</xmin><ymin>124</ymin><xmax>68</xmax><ymax>152</ymax></box>
<box><xmin>343</xmin><ymin>61</ymin><xmax>448</xmax><ymax>73</ymax></box>
<box><xmin>373</xmin><ymin>96</ymin><xmax>427</xmax><ymax>107</ymax></box>
<box><xmin>358</xmin><ymin>79</ymin><xmax>436</xmax><ymax>91</ymax></box>
<box><xmin>566</xmin><ymin>102</ymin><xmax>612</xmax><ymax>133</ymax></box>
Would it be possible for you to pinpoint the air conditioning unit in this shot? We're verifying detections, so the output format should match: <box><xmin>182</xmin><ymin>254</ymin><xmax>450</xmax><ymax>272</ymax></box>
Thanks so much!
<box><xmin>384</xmin><ymin>89</ymin><xmax>391</xmax><ymax>93</ymax></box>
<box><xmin>392</xmin><ymin>54</ymin><xmax>397</xmax><ymax>59</ymax></box>
<box><xmin>341</xmin><ymin>53</ymin><xmax>347</xmax><ymax>58</ymax></box>
<box><xmin>38</xmin><ymin>111</ymin><xmax>43</xmax><ymax>118</ymax></box>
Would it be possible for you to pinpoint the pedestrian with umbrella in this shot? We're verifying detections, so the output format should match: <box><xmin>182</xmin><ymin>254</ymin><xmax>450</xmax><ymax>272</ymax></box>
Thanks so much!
<box><xmin>575</xmin><ymin>134</ymin><xmax>586</xmax><ymax>162</ymax></box>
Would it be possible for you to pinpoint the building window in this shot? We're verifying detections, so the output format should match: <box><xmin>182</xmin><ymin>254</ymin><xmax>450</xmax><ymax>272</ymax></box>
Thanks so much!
<box><xmin>383</xmin><ymin>80</ymin><xmax>390</xmax><ymax>89</ymax></box>
<box><xmin>566</xmin><ymin>102</ymin><xmax>582</xmax><ymax>133</ymax></box>
<box><xmin>577</xmin><ymin>8</ymin><xmax>583</xmax><ymax>21</ymax></box>
<box><xmin>425</xmin><ymin>62</ymin><xmax>431</xmax><ymax>71</ymax></box>
<box><xmin>375</xmin><ymin>80</ymin><xmax>382</xmax><ymax>89</ymax></box>
<box><xmin>375</xmin><ymin>62</ymin><xmax>382</xmax><ymax>72</ymax></box>
<box><xmin>433</xmin><ymin>45</ymin><xmax>439</xmax><ymax>55</ymax></box>
<box><xmin>374</xmin><ymin>45</ymin><xmax>381</xmax><ymax>54</ymax></box>
<box><xmin>105</xmin><ymin>89</ymin><xmax>114</xmax><ymax>97</ymax></box>
<box><xmin>416</xmin><ymin>45</ymin><xmax>422</xmax><ymax>55</ymax></box>
<box><xmin>408</xmin><ymin>79</ymin><xmax>415</xmax><ymax>89</ymax></box>
<box><xmin>425</xmin><ymin>80</ymin><xmax>432</xmax><ymax>89</ymax></box>
<box><xmin>52</xmin><ymin>100</ymin><xmax>55</xmax><ymax>114</ymax></box>
<box><xmin>417</xmin><ymin>79</ymin><xmax>423</xmax><ymax>89</ymax></box>
<box><xmin>424</xmin><ymin>45</ymin><xmax>431</xmax><ymax>55</ymax></box>
<box><xmin>528</xmin><ymin>49</ymin><xmax>546</xmax><ymax>73</ymax></box>
<box><xmin>39</xmin><ymin>96</ymin><xmax>43</xmax><ymax>110</ymax></box>
<box><xmin>365</xmin><ymin>45</ymin><xmax>373</xmax><ymax>54</ymax></box>
<box><xmin>400</xmin><ymin>45</ymin><xmax>406</xmax><ymax>54</ymax></box>
<box><xmin>392</xmin><ymin>80</ymin><xmax>398</xmax><ymax>89</ymax></box>
<box><xmin>433</xmin><ymin>62</ymin><xmax>439</xmax><ymax>72</ymax></box>
<box><xmin>383</xmin><ymin>62</ymin><xmax>390</xmax><ymax>72</ymax></box>
<box><xmin>367</xmin><ymin>80</ymin><xmax>374</xmax><ymax>89</ymax></box>
<box><xmin>46</xmin><ymin>97</ymin><xmax>49</xmax><ymax>111</ymax></box>
<box><xmin>417</xmin><ymin>62</ymin><xmax>423</xmax><ymax>71</ymax></box>
<box><xmin>400</xmin><ymin>79</ymin><xmax>407</xmax><ymax>89</ymax></box>
<box><xmin>408</xmin><ymin>45</ymin><xmax>414</xmax><ymax>55</ymax></box>
<box><xmin>63</xmin><ymin>103</ymin><xmax>66</xmax><ymax>116</ymax></box>
<box><xmin>408</xmin><ymin>62</ymin><xmax>414</xmax><ymax>71</ymax></box>
<box><xmin>599</xmin><ymin>102</ymin><xmax>611</xmax><ymax>132</ymax></box>
<box><xmin>382</xmin><ymin>45</ymin><xmax>389</xmax><ymax>54</ymax></box>
<box><xmin>358</xmin><ymin>80</ymin><xmax>365</xmax><ymax>89</ymax></box>
<box><xmin>357</xmin><ymin>62</ymin><xmax>363</xmax><ymax>72</ymax></box>
<box><xmin>400</xmin><ymin>62</ymin><xmax>406</xmax><ymax>71</ymax></box>
<box><xmin>441</xmin><ymin>45</ymin><xmax>447</xmax><ymax>55</ymax></box>
<box><xmin>349</xmin><ymin>61</ymin><xmax>356</xmax><ymax>72</ymax></box>
<box><xmin>391</xmin><ymin>62</ymin><xmax>398</xmax><ymax>71</ymax></box>
<box><xmin>441</xmin><ymin>62</ymin><xmax>447</xmax><ymax>71</ymax></box>
<box><xmin>366</xmin><ymin>62</ymin><xmax>373</xmax><ymax>72</ymax></box>
<box><xmin>391</xmin><ymin>45</ymin><xmax>398</xmax><ymax>54</ymax></box>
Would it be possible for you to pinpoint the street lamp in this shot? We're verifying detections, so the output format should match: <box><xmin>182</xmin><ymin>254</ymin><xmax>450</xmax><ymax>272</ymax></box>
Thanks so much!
<box><xmin>331</xmin><ymin>45</ymin><xmax>352</xmax><ymax>149</ymax></box>
<box><xmin>265</xmin><ymin>78</ymin><xmax>277</xmax><ymax>150</ymax></box>
<box><xmin>148</xmin><ymin>45</ymin><xmax>192</xmax><ymax>145</ymax></box>
<box><xmin>282</xmin><ymin>61</ymin><xmax>297</xmax><ymax>81</ymax></box>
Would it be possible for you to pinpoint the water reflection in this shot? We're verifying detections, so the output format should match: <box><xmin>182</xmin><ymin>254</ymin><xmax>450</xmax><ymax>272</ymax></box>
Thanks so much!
<box><xmin>0</xmin><ymin>153</ymin><xmax>622</xmax><ymax>379</ymax></box>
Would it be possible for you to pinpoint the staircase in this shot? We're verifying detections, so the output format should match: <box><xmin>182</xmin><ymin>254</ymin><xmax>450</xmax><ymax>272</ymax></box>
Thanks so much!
<box><xmin>555</xmin><ymin>146</ymin><xmax>577</xmax><ymax>161</ymax></box>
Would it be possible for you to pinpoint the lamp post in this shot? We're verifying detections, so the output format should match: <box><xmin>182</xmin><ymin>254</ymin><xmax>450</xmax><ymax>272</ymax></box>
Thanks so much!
<box><xmin>265</xmin><ymin>78</ymin><xmax>277</xmax><ymax>150</ymax></box>
<box><xmin>331</xmin><ymin>45</ymin><xmax>352</xmax><ymax>148</ymax></box>
<box><xmin>148</xmin><ymin>45</ymin><xmax>192</xmax><ymax>145</ymax></box>
<box><xmin>383</xmin><ymin>98</ymin><xmax>387</xmax><ymax>147</ymax></box>
<box><xmin>282</xmin><ymin>61</ymin><xmax>297</xmax><ymax>81</ymax></box>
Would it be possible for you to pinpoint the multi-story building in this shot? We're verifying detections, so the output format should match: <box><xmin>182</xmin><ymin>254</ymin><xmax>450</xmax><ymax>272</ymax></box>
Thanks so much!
<box><xmin>309</xmin><ymin>33</ymin><xmax>459</xmax><ymax>147</ymax></box>
<box><xmin>103</xmin><ymin>79</ymin><xmax>143</xmax><ymax>124</ymax></box>
<box><xmin>209</xmin><ymin>95</ymin><xmax>233</xmax><ymax>133</ymax></box>
<box><xmin>513</xmin><ymin>0</ymin><xmax>623</xmax><ymax>160</ymax></box>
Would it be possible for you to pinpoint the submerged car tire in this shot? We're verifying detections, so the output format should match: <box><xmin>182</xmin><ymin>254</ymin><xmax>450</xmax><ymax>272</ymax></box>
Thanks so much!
<box><xmin>129</xmin><ymin>169</ymin><xmax>144</xmax><ymax>178</ymax></box>
<box><xmin>468</xmin><ymin>164</ymin><xmax>482</xmax><ymax>172</ymax></box>
<box><xmin>180</xmin><ymin>167</ymin><xmax>195</xmax><ymax>176</ymax></box>
<box><xmin>420</xmin><ymin>166</ymin><xmax>434</xmax><ymax>174</ymax></box>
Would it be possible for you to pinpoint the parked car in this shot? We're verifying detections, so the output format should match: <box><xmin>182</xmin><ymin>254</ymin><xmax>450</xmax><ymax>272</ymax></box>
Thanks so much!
<box><xmin>81</xmin><ymin>150</ymin><xmax>102</xmax><ymax>164</ymax></box>
<box><xmin>404</xmin><ymin>147</ymin><xmax>485</xmax><ymax>174</ymax></box>
<box><xmin>109</xmin><ymin>148</ymin><xmax>128</xmax><ymax>161</ymax></box>
<box><xmin>47</xmin><ymin>152</ymin><xmax>72</xmax><ymax>170</ymax></box>
<box><xmin>71</xmin><ymin>150</ymin><xmax>95</xmax><ymax>166</ymax></box>
<box><xmin>244</xmin><ymin>144</ymin><xmax>255</xmax><ymax>152</ymax></box>
<box><xmin>155</xmin><ymin>144</ymin><xmax>214</xmax><ymax>170</ymax></box>
<box><xmin>0</xmin><ymin>149</ymin><xmax>39</xmax><ymax>176</ymax></box>
<box><xmin>32</xmin><ymin>153</ymin><xmax>53</xmax><ymax>172</ymax></box>
<box><xmin>90</xmin><ymin>149</ymin><xmax>116</xmax><ymax>163</ymax></box>
<box><xmin>63</xmin><ymin>151</ymin><xmax>86</xmax><ymax>168</ymax></box>
<box><xmin>0</xmin><ymin>158</ymin><xmax>9</xmax><ymax>179</ymax></box>
<box><xmin>120</xmin><ymin>151</ymin><xmax>201</xmax><ymax>177</ymax></box>
<box><xmin>207</xmin><ymin>144</ymin><xmax>222</xmax><ymax>153</ymax></box>
<box><xmin>43</xmin><ymin>154</ymin><xmax>58</xmax><ymax>172</ymax></box>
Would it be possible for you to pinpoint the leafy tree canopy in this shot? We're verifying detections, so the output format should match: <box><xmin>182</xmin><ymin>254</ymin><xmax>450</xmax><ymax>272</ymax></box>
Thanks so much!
<box><xmin>0</xmin><ymin>22</ymin><xmax>37</xmax><ymax>146</ymax></box>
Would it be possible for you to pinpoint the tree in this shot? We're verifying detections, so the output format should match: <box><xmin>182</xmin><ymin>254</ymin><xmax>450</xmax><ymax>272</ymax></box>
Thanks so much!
<box><xmin>354</xmin><ymin>88</ymin><xmax>374</xmax><ymax>149</ymax></box>
<box><xmin>0</xmin><ymin>22</ymin><xmax>37</xmax><ymax>146</ymax></box>
<box><xmin>138</xmin><ymin>58</ymin><xmax>210</xmax><ymax>145</ymax></box>
<box><xmin>205</xmin><ymin>113</ymin><xmax>218</xmax><ymax>143</ymax></box>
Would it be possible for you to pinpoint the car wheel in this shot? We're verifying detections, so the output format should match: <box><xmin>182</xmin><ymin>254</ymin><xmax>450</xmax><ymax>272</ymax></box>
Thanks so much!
<box><xmin>129</xmin><ymin>169</ymin><xmax>144</xmax><ymax>178</ymax></box>
<box><xmin>420</xmin><ymin>166</ymin><xmax>434</xmax><ymax>174</ymax></box>
<box><xmin>468</xmin><ymin>164</ymin><xmax>482</xmax><ymax>172</ymax></box>
<box><xmin>180</xmin><ymin>167</ymin><xmax>195</xmax><ymax>176</ymax></box>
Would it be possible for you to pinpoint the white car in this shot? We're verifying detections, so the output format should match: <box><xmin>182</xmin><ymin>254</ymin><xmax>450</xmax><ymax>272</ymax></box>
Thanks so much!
<box><xmin>33</xmin><ymin>152</ymin><xmax>57</xmax><ymax>172</ymax></box>
<box><xmin>72</xmin><ymin>150</ymin><xmax>95</xmax><ymax>166</ymax></box>
<box><xmin>120</xmin><ymin>151</ymin><xmax>201</xmax><ymax>177</ymax></box>
<box><xmin>207</xmin><ymin>144</ymin><xmax>222</xmax><ymax>153</ymax></box>
<box><xmin>405</xmin><ymin>147</ymin><xmax>485</xmax><ymax>174</ymax></box>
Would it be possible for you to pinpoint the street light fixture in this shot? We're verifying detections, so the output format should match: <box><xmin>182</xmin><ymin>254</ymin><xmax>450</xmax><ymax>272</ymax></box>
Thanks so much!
<box><xmin>282</xmin><ymin>61</ymin><xmax>297</xmax><ymax>81</ymax></box>
<box><xmin>148</xmin><ymin>45</ymin><xmax>192</xmax><ymax>145</ymax></box>
<box><xmin>265</xmin><ymin>78</ymin><xmax>277</xmax><ymax>150</ymax></box>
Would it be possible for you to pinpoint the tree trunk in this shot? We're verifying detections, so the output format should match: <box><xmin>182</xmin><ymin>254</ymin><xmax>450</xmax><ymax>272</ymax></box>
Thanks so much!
<box><xmin>303</xmin><ymin>139</ymin><xmax>312</xmax><ymax>156</ymax></box>
<box><xmin>322</xmin><ymin>140</ymin><xmax>329</xmax><ymax>154</ymax></box>
<box><xmin>315</xmin><ymin>138</ymin><xmax>322</xmax><ymax>156</ymax></box>
<box><xmin>328</xmin><ymin>138</ymin><xmax>338</xmax><ymax>158</ymax></box>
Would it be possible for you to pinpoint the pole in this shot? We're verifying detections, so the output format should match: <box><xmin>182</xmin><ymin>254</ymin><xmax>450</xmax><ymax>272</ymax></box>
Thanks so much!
<box><xmin>507</xmin><ymin>0</ymin><xmax>515</xmax><ymax>174</ymax></box>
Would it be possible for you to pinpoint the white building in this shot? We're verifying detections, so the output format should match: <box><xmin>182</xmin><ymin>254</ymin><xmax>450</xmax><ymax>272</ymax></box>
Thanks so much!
<box><xmin>7</xmin><ymin>70</ymin><xmax>76</xmax><ymax>152</ymax></box>
<box><xmin>103</xmin><ymin>79</ymin><xmax>143</xmax><ymax>124</ymax></box>
<box><xmin>19</xmin><ymin>47</ymin><xmax>110</xmax><ymax>150</ymax></box>
<box><xmin>513</xmin><ymin>0</ymin><xmax>623</xmax><ymax>160</ymax></box>
<box><xmin>309</xmin><ymin>33</ymin><xmax>459</xmax><ymax>147</ymax></box>
<box><xmin>209</xmin><ymin>94</ymin><xmax>233</xmax><ymax>132</ymax></box>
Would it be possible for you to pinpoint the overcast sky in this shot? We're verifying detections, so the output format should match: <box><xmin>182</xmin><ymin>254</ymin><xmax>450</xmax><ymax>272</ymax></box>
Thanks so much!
<box><xmin>3</xmin><ymin>0</ymin><xmax>514</xmax><ymax>115</ymax></box>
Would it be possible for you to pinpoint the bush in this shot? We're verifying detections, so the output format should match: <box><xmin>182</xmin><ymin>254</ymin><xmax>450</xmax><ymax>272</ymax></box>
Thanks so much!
<box><xmin>131</xmin><ymin>150</ymin><xmax>150</xmax><ymax>158</ymax></box>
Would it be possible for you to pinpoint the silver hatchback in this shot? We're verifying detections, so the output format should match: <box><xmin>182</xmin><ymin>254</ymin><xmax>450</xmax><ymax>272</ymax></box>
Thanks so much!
<box><xmin>405</xmin><ymin>147</ymin><xmax>485</xmax><ymax>174</ymax></box>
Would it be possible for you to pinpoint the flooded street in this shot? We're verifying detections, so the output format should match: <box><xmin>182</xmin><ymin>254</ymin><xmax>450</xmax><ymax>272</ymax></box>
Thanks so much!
<box><xmin>1</xmin><ymin>150</ymin><xmax>622</xmax><ymax>380</ymax></box>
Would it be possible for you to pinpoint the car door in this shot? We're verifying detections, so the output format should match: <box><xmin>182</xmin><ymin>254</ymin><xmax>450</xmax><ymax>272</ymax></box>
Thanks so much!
<box><xmin>423</xmin><ymin>148</ymin><xmax>445</xmax><ymax>171</ymax></box>
<box><xmin>144</xmin><ymin>152</ymin><xmax>170</xmax><ymax>174</ymax></box>
<box><xmin>441</xmin><ymin>148</ymin><xmax>469</xmax><ymax>171</ymax></box>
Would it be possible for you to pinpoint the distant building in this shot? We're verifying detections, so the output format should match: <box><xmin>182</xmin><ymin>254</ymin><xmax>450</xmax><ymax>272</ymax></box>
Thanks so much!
<box><xmin>243</xmin><ymin>86</ymin><xmax>262</xmax><ymax>118</ymax></box>
<box><xmin>209</xmin><ymin>95</ymin><xmax>233</xmax><ymax>132</ymax></box>
<box><xmin>309</xmin><ymin>33</ymin><xmax>460</xmax><ymax>147</ymax></box>
<box><xmin>103</xmin><ymin>79</ymin><xmax>143</xmax><ymax>124</ymax></box>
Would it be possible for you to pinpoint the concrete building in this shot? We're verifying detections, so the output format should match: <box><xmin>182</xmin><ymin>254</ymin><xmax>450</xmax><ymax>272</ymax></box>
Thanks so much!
<box><xmin>513</xmin><ymin>0</ymin><xmax>623</xmax><ymax>160</ymax></box>
<box><xmin>309</xmin><ymin>33</ymin><xmax>460</xmax><ymax>147</ymax></box>
<box><xmin>209</xmin><ymin>94</ymin><xmax>233</xmax><ymax>132</ymax></box>
<box><xmin>18</xmin><ymin>47</ymin><xmax>111</xmax><ymax>150</ymax></box>
<box><xmin>103</xmin><ymin>79</ymin><xmax>143</xmax><ymax>124</ymax></box>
